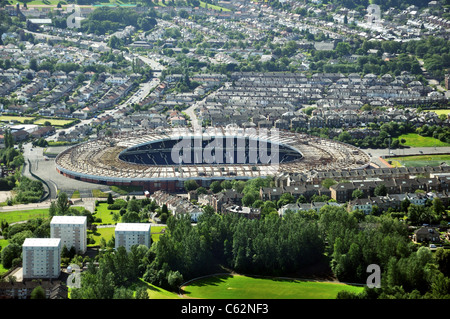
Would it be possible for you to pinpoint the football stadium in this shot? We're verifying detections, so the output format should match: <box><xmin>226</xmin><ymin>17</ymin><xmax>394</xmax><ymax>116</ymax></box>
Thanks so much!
<box><xmin>55</xmin><ymin>127</ymin><xmax>370</xmax><ymax>192</ymax></box>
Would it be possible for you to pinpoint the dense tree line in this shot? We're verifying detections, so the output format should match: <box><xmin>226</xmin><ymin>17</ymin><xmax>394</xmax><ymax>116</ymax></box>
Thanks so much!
<box><xmin>13</xmin><ymin>176</ymin><xmax>44</xmax><ymax>204</ymax></box>
<box><xmin>144</xmin><ymin>210</ymin><xmax>324</xmax><ymax>290</ymax></box>
<box><xmin>79</xmin><ymin>7</ymin><xmax>156</xmax><ymax>35</ymax></box>
<box><xmin>416</xmin><ymin>124</ymin><xmax>450</xmax><ymax>144</ymax></box>
<box><xmin>355</xmin><ymin>37</ymin><xmax>450</xmax><ymax>81</ymax></box>
<box><xmin>70</xmin><ymin>245</ymin><xmax>150</xmax><ymax>299</ymax></box>
<box><xmin>138</xmin><ymin>204</ymin><xmax>449</xmax><ymax>299</ymax></box>
<box><xmin>0</xmin><ymin>218</ymin><xmax>50</xmax><ymax>269</ymax></box>
<box><xmin>9</xmin><ymin>188</ymin><xmax>445</xmax><ymax>299</ymax></box>
<box><xmin>295</xmin><ymin>121</ymin><xmax>417</xmax><ymax>149</ymax></box>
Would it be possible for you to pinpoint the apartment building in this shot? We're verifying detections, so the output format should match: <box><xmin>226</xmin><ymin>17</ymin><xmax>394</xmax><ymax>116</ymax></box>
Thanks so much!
<box><xmin>22</xmin><ymin>238</ymin><xmax>61</xmax><ymax>280</ymax></box>
<box><xmin>50</xmin><ymin>216</ymin><xmax>87</xmax><ymax>254</ymax></box>
<box><xmin>115</xmin><ymin>223</ymin><xmax>152</xmax><ymax>252</ymax></box>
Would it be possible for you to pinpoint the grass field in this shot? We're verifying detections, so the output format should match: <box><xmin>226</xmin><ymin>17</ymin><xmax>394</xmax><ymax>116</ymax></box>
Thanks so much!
<box><xmin>92</xmin><ymin>189</ymin><xmax>109</xmax><ymax>198</ymax></box>
<box><xmin>0</xmin><ymin>239</ymin><xmax>10</xmax><ymax>276</ymax></box>
<box><xmin>137</xmin><ymin>279</ymin><xmax>182</xmax><ymax>299</ymax></box>
<box><xmin>109</xmin><ymin>185</ymin><xmax>143</xmax><ymax>195</ymax></box>
<box><xmin>93</xmin><ymin>203</ymin><xmax>118</xmax><ymax>224</ymax></box>
<box><xmin>199</xmin><ymin>0</ymin><xmax>231</xmax><ymax>11</ymax></box>
<box><xmin>23</xmin><ymin>0</ymin><xmax>62</xmax><ymax>5</ymax></box>
<box><xmin>71</xmin><ymin>190</ymin><xmax>81</xmax><ymax>199</ymax></box>
<box><xmin>398</xmin><ymin>133</ymin><xmax>450</xmax><ymax>147</ymax></box>
<box><xmin>0</xmin><ymin>115</ymin><xmax>35</xmax><ymax>123</ymax></box>
<box><xmin>87</xmin><ymin>226</ymin><xmax>115</xmax><ymax>246</ymax></box>
<box><xmin>151</xmin><ymin>225</ymin><xmax>166</xmax><ymax>242</ymax></box>
<box><xmin>0</xmin><ymin>208</ymin><xmax>49</xmax><ymax>224</ymax></box>
<box><xmin>423</xmin><ymin>109</ymin><xmax>450</xmax><ymax>116</ymax></box>
<box><xmin>34</xmin><ymin>118</ymin><xmax>76</xmax><ymax>127</ymax></box>
<box><xmin>182</xmin><ymin>275</ymin><xmax>365</xmax><ymax>299</ymax></box>
<box><xmin>389</xmin><ymin>154</ymin><xmax>450</xmax><ymax>168</ymax></box>
<box><xmin>0</xmin><ymin>238</ymin><xmax>9</xmax><ymax>275</ymax></box>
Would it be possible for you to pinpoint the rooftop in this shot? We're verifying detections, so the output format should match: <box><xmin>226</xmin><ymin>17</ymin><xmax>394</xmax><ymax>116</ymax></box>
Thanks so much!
<box><xmin>115</xmin><ymin>223</ymin><xmax>151</xmax><ymax>232</ymax></box>
<box><xmin>50</xmin><ymin>215</ymin><xmax>87</xmax><ymax>225</ymax></box>
<box><xmin>23</xmin><ymin>238</ymin><xmax>61</xmax><ymax>247</ymax></box>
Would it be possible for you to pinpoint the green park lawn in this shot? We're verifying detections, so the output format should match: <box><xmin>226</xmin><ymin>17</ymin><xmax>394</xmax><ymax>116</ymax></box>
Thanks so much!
<box><xmin>0</xmin><ymin>239</ymin><xmax>10</xmax><ymax>276</ymax></box>
<box><xmin>199</xmin><ymin>0</ymin><xmax>231</xmax><ymax>11</ymax></box>
<box><xmin>22</xmin><ymin>0</ymin><xmax>62</xmax><ymax>5</ymax></box>
<box><xmin>93</xmin><ymin>203</ymin><xmax>119</xmax><ymax>225</ymax></box>
<box><xmin>139</xmin><ymin>279</ymin><xmax>182</xmax><ymax>299</ymax></box>
<box><xmin>398</xmin><ymin>133</ymin><xmax>450</xmax><ymax>147</ymax></box>
<box><xmin>70</xmin><ymin>190</ymin><xmax>81</xmax><ymax>199</ymax></box>
<box><xmin>389</xmin><ymin>154</ymin><xmax>450</xmax><ymax>167</ymax></box>
<box><xmin>109</xmin><ymin>185</ymin><xmax>143</xmax><ymax>195</ymax></box>
<box><xmin>87</xmin><ymin>226</ymin><xmax>115</xmax><ymax>246</ymax></box>
<box><xmin>423</xmin><ymin>109</ymin><xmax>450</xmax><ymax>116</ymax></box>
<box><xmin>0</xmin><ymin>115</ymin><xmax>35</xmax><ymax>123</ymax></box>
<box><xmin>151</xmin><ymin>225</ymin><xmax>165</xmax><ymax>242</ymax></box>
<box><xmin>92</xmin><ymin>189</ymin><xmax>109</xmax><ymax>198</ymax></box>
<box><xmin>33</xmin><ymin>118</ymin><xmax>76</xmax><ymax>127</ymax></box>
<box><xmin>182</xmin><ymin>275</ymin><xmax>365</xmax><ymax>299</ymax></box>
<box><xmin>0</xmin><ymin>208</ymin><xmax>49</xmax><ymax>224</ymax></box>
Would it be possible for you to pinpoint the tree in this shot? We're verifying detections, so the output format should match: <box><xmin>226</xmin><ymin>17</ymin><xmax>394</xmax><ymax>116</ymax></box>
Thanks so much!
<box><xmin>435</xmin><ymin>248</ymin><xmax>450</xmax><ymax>277</ymax></box>
<box><xmin>220</xmin><ymin>180</ymin><xmax>233</xmax><ymax>191</ymax></box>
<box><xmin>30</xmin><ymin>286</ymin><xmax>46</xmax><ymax>299</ymax></box>
<box><xmin>374</xmin><ymin>184</ymin><xmax>387</xmax><ymax>197</ymax></box>
<box><xmin>352</xmin><ymin>189</ymin><xmax>364</xmax><ymax>199</ymax></box>
<box><xmin>127</xmin><ymin>199</ymin><xmax>140</xmax><ymax>213</ymax></box>
<box><xmin>167</xmin><ymin>270</ymin><xmax>184</xmax><ymax>290</ymax></box>
<box><xmin>209</xmin><ymin>181</ymin><xmax>222</xmax><ymax>193</ymax></box>
<box><xmin>56</xmin><ymin>192</ymin><xmax>70</xmax><ymax>215</ymax></box>
<box><xmin>135</xmin><ymin>287</ymin><xmax>149</xmax><ymax>299</ymax></box>
<box><xmin>277</xmin><ymin>193</ymin><xmax>295</xmax><ymax>208</ymax></box>
<box><xmin>432</xmin><ymin>197</ymin><xmax>445</xmax><ymax>215</ymax></box>
<box><xmin>335</xmin><ymin>42</ymin><xmax>351</xmax><ymax>57</ymax></box>
<box><xmin>122</xmin><ymin>211</ymin><xmax>140</xmax><ymax>223</ymax></box>
<box><xmin>202</xmin><ymin>205</ymin><xmax>215</xmax><ymax>216</ymax></box>
<box><xmin>184</xmin><ymin>180</ymin><xmax>199</xmax><ymax>192</ymax></box>
<box><xmin>401</xmin><ymin>198</ymin><xmax>410</xmax><ymax>213</ymax></box>
<box><xmin>107</xmin><ymin>193</ymin><xmax>114</xmax><ymax>205</ymax></box>
<box><xmin>322</xmin><ymin>178</ymin><xmax>337</xmax><ymax>189</ymax></box>
<box><xmin>29</xmin><ymin>58</ymin><xmax>38</xmax><ymax>71</ymax></box>
<box><xmin>1</xmin><ymin>243</ymin><xmax>21</xmax><ymax>268</ymax></box>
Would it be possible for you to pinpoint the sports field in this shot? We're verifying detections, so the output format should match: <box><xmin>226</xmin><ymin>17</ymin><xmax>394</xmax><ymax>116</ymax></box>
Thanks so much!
<box><xmin>0</xmin><ymin>115</ymin><xmax>35</xmax><ymax>123</ymax></box>
<box><xmin>389</xmin><ymin>154</ymin><xmax>450</xmax><ymax>167</ymax></box>
<box><xmin>181</xmin><ymin>275</ymin><xmax>364</xmax><ymax>299</ymax></box>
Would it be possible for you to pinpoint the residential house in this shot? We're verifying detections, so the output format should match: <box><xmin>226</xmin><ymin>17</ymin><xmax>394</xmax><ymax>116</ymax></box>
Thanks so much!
<box><xmin>413</xmin><ymin>227</ymin><xmax>440</xmax><ymax>243</ymax></box>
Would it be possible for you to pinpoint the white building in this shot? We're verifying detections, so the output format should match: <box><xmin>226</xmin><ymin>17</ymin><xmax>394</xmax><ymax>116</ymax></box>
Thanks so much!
<box><xmin>50</xmin><ymin>216</ymin><xmax>87</xmax><ymax>254</ymax></box>
<box><xmin>22</xmin><ymin>238</ymin><xmax>61</xmax><ymax>279</ymax></box>
<box><xmin>115</xmin><ymin>223</ymin><xmax>151</xmax><ymax>252</ymax></box>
